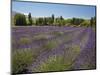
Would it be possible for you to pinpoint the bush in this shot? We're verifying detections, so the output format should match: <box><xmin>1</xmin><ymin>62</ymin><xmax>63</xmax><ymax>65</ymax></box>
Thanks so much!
<box><xmin>33</xmin><ymin>55</ymin><xmax>72</xmax><ymax>72</ymax></box>
<box><xmin>43</xmin><ymin>41</ymin><xmax>58</xmax><ymax>50</ymax></box>
<box><xmin>19</xmin><ymin>37</ymin><xmax>31</xmax><ymax>45</ymax></box>
<box><xmin>80</xmin><ymin>20</ymin><xmax>90</xmax><ymax>27</ymax></box>
<box><xmin>32</xmin><ymin>45</ymin><xmax>81</xmax><ymax>72</ymax></box>
<box><xmin>71</xmin><ymin>18</ymin><xmax>84</xmax><ymax>26</ymax></box>
<box><xmin>14</xmin><ymin>13</ymin><xmax>27</xmax><ymax>26</ymax></box>
<box><xmin>12</xmin><ymin>49</ymin><xmax>33</xmax><ymax>74</ymax></box>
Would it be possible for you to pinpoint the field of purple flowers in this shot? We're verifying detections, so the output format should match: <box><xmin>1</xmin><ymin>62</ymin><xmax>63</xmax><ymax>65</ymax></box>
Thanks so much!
<box><xmin>11</xmin><ymin>26</ymin><xmax>96</xmax><ymax>74</ymax></box>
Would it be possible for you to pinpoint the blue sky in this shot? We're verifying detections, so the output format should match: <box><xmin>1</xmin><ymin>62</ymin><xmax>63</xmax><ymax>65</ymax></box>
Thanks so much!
<box><xmin>12</xmin><ymin>1</ymin><xmax>96</xmax><ymax>19</ymax></box>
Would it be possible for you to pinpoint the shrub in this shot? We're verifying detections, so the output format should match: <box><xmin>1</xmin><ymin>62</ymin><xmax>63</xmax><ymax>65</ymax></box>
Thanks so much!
<box><xmin>52</xmin><ymin>31</ymin><xmax>64</xmax><ymax>36</ymax></box>
<box><xmin>33</xmin><ymin>34</ymin><xmax>48</xmax><ymax>40</ymax></box>
<box><xmin>12</xmin><ymin>49</ymin><xmax>33</xmax><ymax>74</ymax></box>
<box><xmin>64</xmin><ymin>45</ymin><xmax>81</xmax><ymax>62</ymax></box>
<box><xmin>80</xmin><ymin>20</ymin><xmax>90</xmax><ymax>27</ymax></box>
<box><xmin>19</xmin><ymin>37</ymin><xmax>31</xmax><ymax>45</ymax></box>
<box><xmin>14</xmin><ymin>13</ymin><xmax>27</xmax><ymax>26</ymax></box>
<box><xmin>44</xmin><ymin>41</ymin><xmax>58</xmax><ymax>50</ymax></box>
<box><xmin>33</xmin><ymin>55</ymin><xmax>72</xmax><ymax>72</ymax></box>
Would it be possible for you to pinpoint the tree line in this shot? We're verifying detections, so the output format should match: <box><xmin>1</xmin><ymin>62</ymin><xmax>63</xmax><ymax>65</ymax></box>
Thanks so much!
<box><xmin>13</xmin><ymin>13</ymin><xmax>96</xmax><ymax>27</ymax></box>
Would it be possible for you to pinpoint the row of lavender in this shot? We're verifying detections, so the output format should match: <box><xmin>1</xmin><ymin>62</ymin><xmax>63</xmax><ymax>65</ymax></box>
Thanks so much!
<box><xmin>12</xmin><ymin>26</ymin><xmax>96</xmax><ymax>74</ymax></box>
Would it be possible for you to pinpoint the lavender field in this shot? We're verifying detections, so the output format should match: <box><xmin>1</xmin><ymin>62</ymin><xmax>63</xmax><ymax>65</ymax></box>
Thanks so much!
<box><xmin>12</xmin><ymin>26</ymin><xmax>96</xmax><ymax>74</ymax></box>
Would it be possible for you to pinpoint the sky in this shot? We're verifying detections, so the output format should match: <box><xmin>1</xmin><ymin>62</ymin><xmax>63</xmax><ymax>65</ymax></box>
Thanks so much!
<box><xmin>12</xmin><ymin>1</ymin><xmax>96</xmax><ymax>19</ymax></box>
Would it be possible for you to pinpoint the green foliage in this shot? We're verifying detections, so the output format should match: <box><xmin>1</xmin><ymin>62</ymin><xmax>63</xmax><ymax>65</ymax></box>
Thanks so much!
<box><xmin>14</xmin><ymin>13</ymin><xmax>27</xmax><ymax>26</ymax></box>
<box><xmin>43</xmin><ymin>17</ymin><xmax>48</xmax><ymax>25</ymax></box>
<box><xmin>47</xmin><ymin>17</ymin><xmax>53</xmax><ymax>25</ymax></box>
<box><xmin>65</xmin><ymin>19</ymin><xmax>72</xmax><ymax>25</ymax></box>
<box><xmin>19</xmin><ymin>37</ymin><xmax>31</xmax><ymax>45</ymax></box>
<box><xmin>51</xmin><ymin>14</ymin><xmax>55</xmax><ymax>24</ymax></box>
<box><xmin>71</xmin><ymin>45</ymin><xmax>80</xmax><ymax>53</ymax></box>
<box><xmin>54</xmin><ymin>17</ymin><xmax>65</xmax><ymax>26</ymax></box>
<box><xmin>53</xmin><ymin>31</ymin><xmax>64</xmax><ymax>36</ymax></box>
<box><xmin>80</xmin><ymin>20</ymin><xmax>90</xmax><ymax>27</ymax></box>
<box><xmin>36</xmin><ymin>18</ymin><xmax>44</xmax><ymax>25</ymax></box>
<box><xmin>33</xmin><ymin>34</ymin><xmax>49</xmax><ymax>40</ymax></box>
<box><xmin>33</xmin><ymin>45</ymin><xmax>81</xmax><ymax>72</ymax></box>
<box><xmin>71</xmin><ymin>17</ymin><xmax>84</xmax><ymax>26</ymax></box>
<box><xmin>44</xmin><ymin>41</ymin><xmax>58</xmax><ymax>50</ymax></box>
<box><xmin>28</xmin><ymin>13</ymin><xmax>33</xmax><ymax>25</ymax></box>
<box><xmin>35</xmin><ymin>15</ymin><xmax>55</xmax><ymax>25</ymax></box>
<box><xmin>90</xmin><ymin>16</ymin><xmax>96</xmax><ymax>27</ymax></box>
<box><xmin>12</xmin><ymin>13</ymin><xmax>95</xmax><ymax>27</ymax></box>
<box><xmin>64</xmin><ymin>45</ymin><xmax>81</xmax><ymax>63</ymax></box>
<box><xmin>12</xmin><ymin>49</ymin><xmax>33</xmax><ymax>74</ymax></box>
<box><xmin>34</xmin><ymin>55</ymin><xmax>72</xmax><ymax>72</ymax></box>
<box><xmin>55</xmin><ymin>18</ymin><xmax>61</xmax><ymax>26</ymax></box>
<box><xmin>60</xmin><ymin>16</ymin><xmax>63</xmax><ymax>20</ymax></box>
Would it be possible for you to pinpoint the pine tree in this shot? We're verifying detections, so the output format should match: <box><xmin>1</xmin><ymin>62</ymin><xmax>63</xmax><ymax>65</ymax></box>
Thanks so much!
<box><xmin>28</xmin><ymin>13</ymin><xmax>32</xmax><ymax>25</ymax></box>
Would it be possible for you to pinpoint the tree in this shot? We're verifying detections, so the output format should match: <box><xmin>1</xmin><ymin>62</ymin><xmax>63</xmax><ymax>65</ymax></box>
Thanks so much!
<box><xmin>51</xmin><ymin>14</ymin><xmax>54</xmax><ymax>24</ymax></box>
<box><xmin>94</xmin><ymin>16</ymin><xmax>96</xmax><ymax>25</ymax></box>
<box><xmin>71</xmin><ymin>17</ymin><xmax>75</xmax><ymax>25</ymax></box>
<box><xmin>28</xmin><ymin>13</ymin><xmax>32</xmax><ymax>25</ymax></box>
<box><xmin>43</xmin><ymin>17</ymin><xmax>48</xmax><ymax>25</ymax></box>
<box><xmin>90</xmin><ymin>17</ymin><xmax>94</xmax><ymax>27</ymax></box>
<box><xmin>36</xmin><ymin>18</ymin><xmax>44</xmax><ymax>25</ymax></box>
<box><xmin>80</xmin><ymin>20</ymin><xmax>90</xmax><ymax>27</ymax></box>
<box><xmin>71</xmin><ymin>18</ymin><xmax>84</xmax><ymax>26</ymax></box>
<box><xmin>60</xmin><ymin>16</ymin><xmax>64</xmax><ymax>25</ymax></box>
<box><xmin>14</xmin><ymin>13</ymin><xmax>27</xmax><ymax>26</ymax></box>
<box><xmin>90</xmin><ymin>16</ymin><xmax>96</xmax><ymax>27</ymax></box>
<box><xmin>60</xmin><ymin>16</ymin><xmax>63</xmax><ymax>20</ymax></box>
<box><xmin>65</xmin><ymin>19</ymin><xmax>72</xmax><ymax>26</ymax></box>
